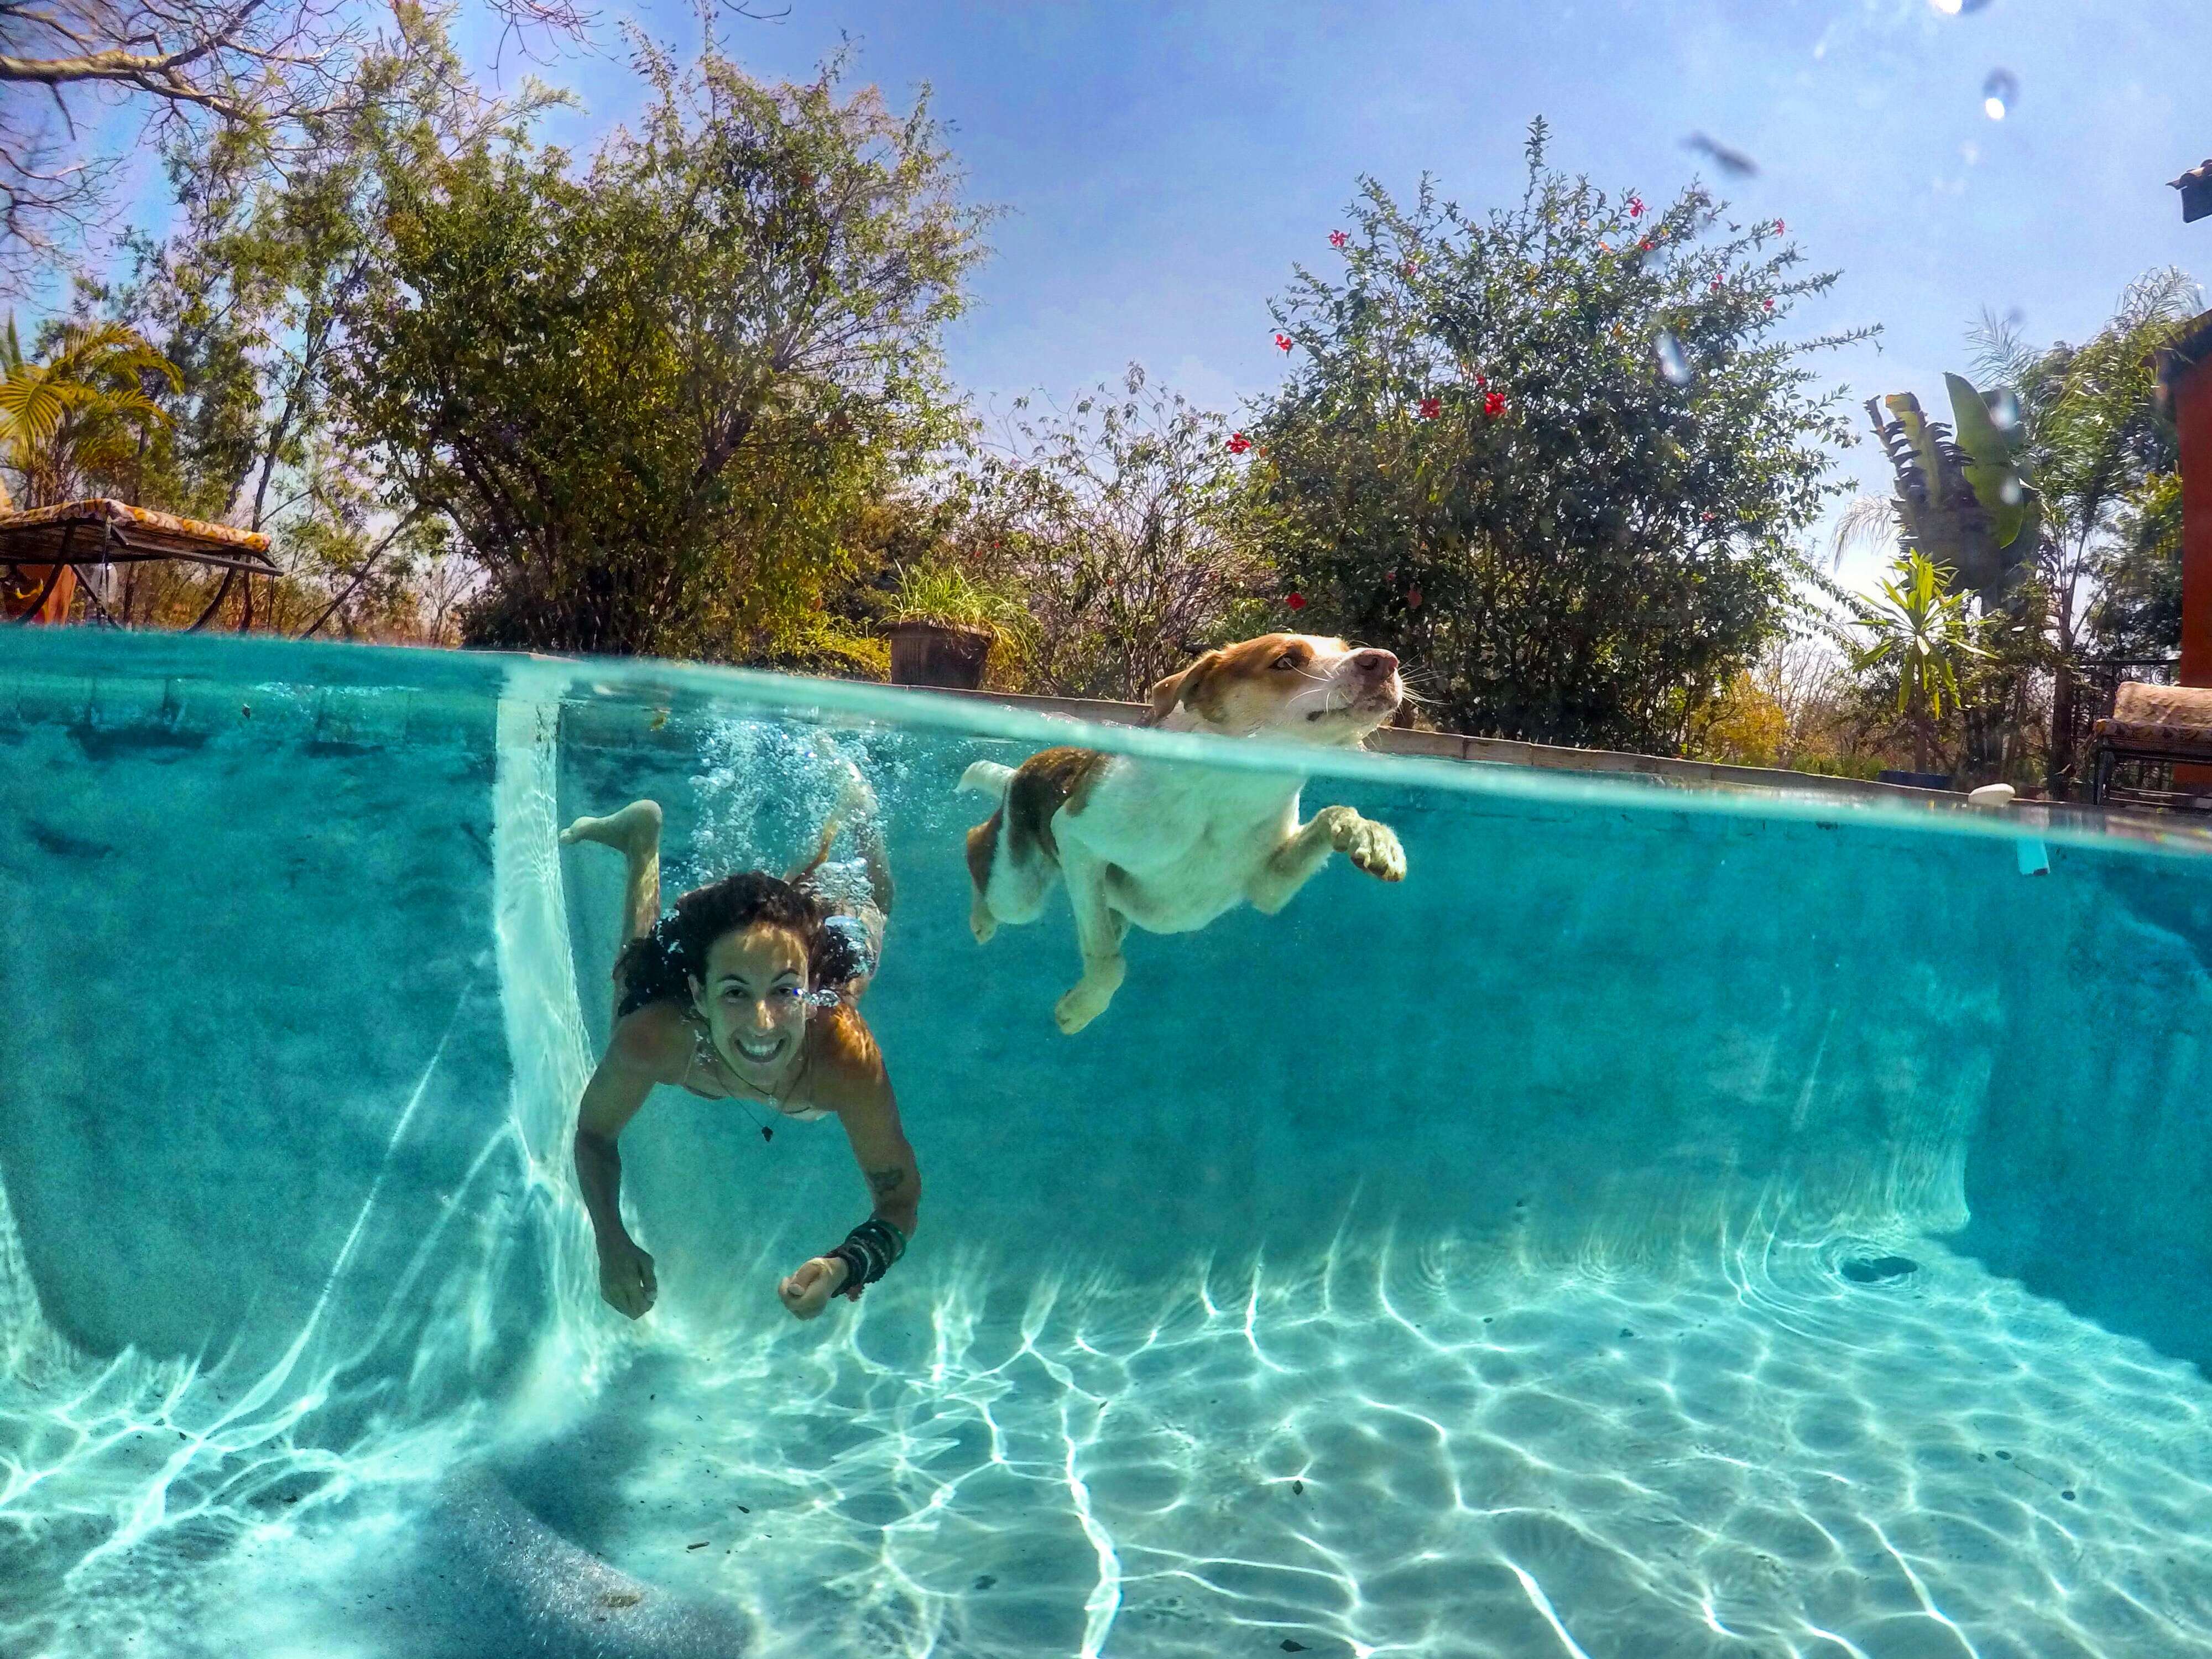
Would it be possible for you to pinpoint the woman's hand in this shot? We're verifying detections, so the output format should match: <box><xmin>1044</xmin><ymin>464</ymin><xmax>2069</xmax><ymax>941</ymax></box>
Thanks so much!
<box><xmin>598</xmin><ymin>1235</ymin><xmax>658</xmax><ymax>1319</ymax></box>
<box><xmin>778</xmin><ymin>1254</ymin><xmax>851</xmax><ymax>1320</ymax></box>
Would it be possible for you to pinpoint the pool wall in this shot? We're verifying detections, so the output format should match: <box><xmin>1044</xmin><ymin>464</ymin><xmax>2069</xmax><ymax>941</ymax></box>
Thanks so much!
<box><xmin>2</xmin><ymin>632</ymin><xmax>2205</xmax><ymax>1381</ymax></box>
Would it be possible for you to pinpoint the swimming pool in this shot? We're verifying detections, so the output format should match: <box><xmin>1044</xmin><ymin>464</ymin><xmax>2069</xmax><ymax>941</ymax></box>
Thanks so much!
<box><xmin>3</xmin><ymin>627</ymin><xmax>2210</xmax><ymax>1658</ymax></box>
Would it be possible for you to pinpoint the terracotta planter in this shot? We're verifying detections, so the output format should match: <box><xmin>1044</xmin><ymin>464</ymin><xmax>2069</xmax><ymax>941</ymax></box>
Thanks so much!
<box><xmin>888</xmin><ymin>620</ymin><xmax>993</xmax><ymax>689</ymax></box>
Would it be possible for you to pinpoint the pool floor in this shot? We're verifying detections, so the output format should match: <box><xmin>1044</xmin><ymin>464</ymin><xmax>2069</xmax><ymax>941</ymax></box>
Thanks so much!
<box><xmin>13</xmin><ymin>1233</ymin><xmax>2211</xmax><ymax>1658</ymax></box>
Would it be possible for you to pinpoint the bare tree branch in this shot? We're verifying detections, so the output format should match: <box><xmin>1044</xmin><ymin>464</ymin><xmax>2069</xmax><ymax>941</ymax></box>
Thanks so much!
<box><xmin>0</xmin><ymin>0</ymin><xmax>606</xmax><ymax>294</ymax></box>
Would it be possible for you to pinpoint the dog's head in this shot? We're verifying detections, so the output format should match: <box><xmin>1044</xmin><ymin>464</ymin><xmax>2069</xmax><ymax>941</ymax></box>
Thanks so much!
<box><xmin>1146</xmin><ymin>634</ymin><xmax>1404</xmax><ymax>745</ymax></box>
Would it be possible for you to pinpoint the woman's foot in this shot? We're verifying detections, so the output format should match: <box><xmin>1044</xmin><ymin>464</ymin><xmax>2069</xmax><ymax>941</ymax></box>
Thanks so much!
<box><xmin>560</xmin><ymin>799</ymin><xmax>662</xmax><ymax>857</ymax></box>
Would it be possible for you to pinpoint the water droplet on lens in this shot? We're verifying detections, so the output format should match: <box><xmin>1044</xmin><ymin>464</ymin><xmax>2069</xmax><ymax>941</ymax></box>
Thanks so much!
<box><xmin>1999</xmin><ymin>476</ymin><xmax>2023</xmax><ymax>505</ymax></box>
<box><xmin>1987</xmin><ymin>389</ymin><xmax>2021</xmax><ymax>432</ymax></box>
<box><xmin>1982</xmin><ymin>69</ymin><xmax>2017</xmax><ymax>121</ymax></box>
<box><xmin>1655</xmin><ymin>330</ymin><xmax>1692</xmax><ymax>386</ymax></box>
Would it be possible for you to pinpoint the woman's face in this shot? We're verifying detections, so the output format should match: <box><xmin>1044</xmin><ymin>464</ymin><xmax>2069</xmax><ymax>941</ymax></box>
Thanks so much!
<box><xmin>691</xmin><ymin>922</ymin><xmax>812</xmax><ymax>1084</ymax></box>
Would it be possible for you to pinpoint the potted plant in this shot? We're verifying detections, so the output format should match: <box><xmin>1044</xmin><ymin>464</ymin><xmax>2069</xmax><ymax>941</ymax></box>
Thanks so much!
<box><xmin>885</xmin><ymin>562</ymin><xmax>1034</xmax><ymax>690</ymax></box>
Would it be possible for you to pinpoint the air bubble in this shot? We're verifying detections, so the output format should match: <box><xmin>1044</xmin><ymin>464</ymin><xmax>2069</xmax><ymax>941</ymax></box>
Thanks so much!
<box><xmin>1655</xmin><ymin>330</ymin><xmax>1692</xmax><ymax>387</ymax></box>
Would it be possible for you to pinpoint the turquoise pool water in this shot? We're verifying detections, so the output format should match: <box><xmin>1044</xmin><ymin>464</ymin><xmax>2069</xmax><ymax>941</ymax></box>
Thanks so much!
<box><xmin>3</xmin><ymin>629</ymin><xmax>2211</xmax><ymax>1658</ymax></box>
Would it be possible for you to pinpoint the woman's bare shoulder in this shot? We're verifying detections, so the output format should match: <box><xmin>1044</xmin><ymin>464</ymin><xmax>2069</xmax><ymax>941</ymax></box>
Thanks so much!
<box><xmin>608</xmin><ymin>1001</ymin><xmax>696</xmax><ymax>1083</ymax></box>
<box><xmin>809</xmin><ymin>1002</ymin><xmax>889</xmax><ymax>1103</ymax></box>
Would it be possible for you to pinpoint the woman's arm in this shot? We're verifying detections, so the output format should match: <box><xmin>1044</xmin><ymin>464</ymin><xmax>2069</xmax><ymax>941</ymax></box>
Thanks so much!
<box><xmin>778</xmin><ymin>1008</ymin><xmax>919</xmax><ymax>1318</ymax></box>
<box><xmin>575</xmin><ymin>1013</ymin><xmax>671</xmax><ymax>1318</ymax></box>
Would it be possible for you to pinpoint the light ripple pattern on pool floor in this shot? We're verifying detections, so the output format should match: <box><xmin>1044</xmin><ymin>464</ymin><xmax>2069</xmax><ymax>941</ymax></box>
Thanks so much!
<box><xmin>215</xmin><ymin>1230</ymin><xmax>2212</xmax><ymax>1659</ymax></box>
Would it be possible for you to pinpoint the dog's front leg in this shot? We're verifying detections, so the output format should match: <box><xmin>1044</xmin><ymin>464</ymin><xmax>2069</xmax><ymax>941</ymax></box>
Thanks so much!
<box><xmin>1053</xmin><ymin>850</ymin><xmax>1128</xmax><ymax>1035</ymax></box>
<box><xmin>1248</xmin><ymin>805</ymin><xmax>1406</xmax><ymax>915</ymax></box>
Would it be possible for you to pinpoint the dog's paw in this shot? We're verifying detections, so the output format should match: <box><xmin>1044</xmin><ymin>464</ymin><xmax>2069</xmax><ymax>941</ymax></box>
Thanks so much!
<box><xmin>1053</xmin><ymin>969</ymin><xmax>1120</xmax><ymax>1034</ymax></box>
<box><xmin>1053</xmin><ymin>989</ymin><xmax>1103</xmax><ymax>1035</ymax></box>
<box><xmin>1334</xmin><ymin>815</ymin><xmax>1406</xmax><ymax>882</ymax></box>
<box><xmin>969</xmin><ymin>894</ymin><xmax>998</xmax><ymax>945</ymax></box>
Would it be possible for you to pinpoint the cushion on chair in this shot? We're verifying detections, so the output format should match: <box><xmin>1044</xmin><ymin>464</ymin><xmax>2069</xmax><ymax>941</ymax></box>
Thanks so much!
<box><xmin>2094</xmin><ymin>681</ymin><xmax>2212</xmax><ymax>761</ymax></box>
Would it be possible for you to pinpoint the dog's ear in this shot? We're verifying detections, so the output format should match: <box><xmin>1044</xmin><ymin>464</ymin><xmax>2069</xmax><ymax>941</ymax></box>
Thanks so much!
<box><xmin>1147</xmin><ymin>652</ymin><xmax>1222</xmax><ymax>724</ymax></box>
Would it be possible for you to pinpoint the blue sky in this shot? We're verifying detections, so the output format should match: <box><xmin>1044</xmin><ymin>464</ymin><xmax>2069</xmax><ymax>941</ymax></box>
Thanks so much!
<box><xmin>80</xmin><ymin>0</ymin><xmax>2212</xmax><ymax>586</ymax></box>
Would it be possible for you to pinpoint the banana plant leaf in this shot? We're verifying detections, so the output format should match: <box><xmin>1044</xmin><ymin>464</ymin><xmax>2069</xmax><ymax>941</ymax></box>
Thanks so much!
<box><xmin>1944</xmin><ymin>372</ymin><xmax>2039</xmax><ymax>551</ymax></box>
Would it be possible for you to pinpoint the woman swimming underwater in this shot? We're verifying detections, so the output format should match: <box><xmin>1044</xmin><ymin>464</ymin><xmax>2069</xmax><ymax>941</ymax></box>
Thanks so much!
<box><xmin>563</xmin><ymin>779</ymin><xmax>916</xmax><ymax>1322</ymax></box>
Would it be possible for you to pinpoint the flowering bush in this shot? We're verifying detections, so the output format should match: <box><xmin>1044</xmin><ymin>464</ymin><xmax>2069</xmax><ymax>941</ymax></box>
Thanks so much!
<box><xmin>1249</xmin><ymin>117</ymin><xmax>1872</xmax><ymax>752</ymax></box>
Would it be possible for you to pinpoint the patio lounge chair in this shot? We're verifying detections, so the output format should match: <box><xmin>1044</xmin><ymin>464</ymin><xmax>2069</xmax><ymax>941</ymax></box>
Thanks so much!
<box><xmin>2090</xmin><ymin>681</ymin><xmax>2212</xmax><ymax>804</ymax></box>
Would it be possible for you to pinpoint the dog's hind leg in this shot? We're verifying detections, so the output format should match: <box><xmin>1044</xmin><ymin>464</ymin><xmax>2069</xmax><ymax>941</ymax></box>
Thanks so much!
<box><xmin>1052</xmin><ymin>850</ymin><xmax>1128</xmax><ymax>1035</ymax></box>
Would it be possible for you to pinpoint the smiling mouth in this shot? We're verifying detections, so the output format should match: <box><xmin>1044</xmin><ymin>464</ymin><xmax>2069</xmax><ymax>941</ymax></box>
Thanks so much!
<box><xmin>733</xmin><ymin>1034</ymin><xmax>785</xmax><ymax>1062</ymax></box>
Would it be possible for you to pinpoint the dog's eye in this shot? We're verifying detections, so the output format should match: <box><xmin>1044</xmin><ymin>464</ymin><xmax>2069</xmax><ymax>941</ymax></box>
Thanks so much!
<box><xmin>1272</xmin><ymin>653</ymin><xmax>1300</xmax><ymax>670</ymax></box>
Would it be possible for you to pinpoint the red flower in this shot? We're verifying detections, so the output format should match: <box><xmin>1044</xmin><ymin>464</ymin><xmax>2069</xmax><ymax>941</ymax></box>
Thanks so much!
<box><xmin>1710</xmin><ymin>278</ymin><xmax>1724</xmax><ymax>291</ymax></box>
<box><xmin>1763</xmin><ymin>298</ymin><xmax>1775</xmax><ymax>311</ymax></box>
<box><xmin>1417</xmin><ymin>395</ymin><xmax>1442</xmax><ymax>420</ymax></box>
<box><xmin>1403</xmin><ymin>260</ymin><xmax>1418</xmax><ymax>279</ymax></box>
<box><xmin>1329</xmin><ymin>229</ymin><xmax>1349</xmax><ymax>248</ymax></box>
<box><xmin>1286</xmin><ymin>591</ymin><xmax>1307</xmax><ymax>611</ymax></box>
<box><xmin>1639</xmin><ymin>239</ymin><xmax>1654</xmax><ymax>252</ymax></box>
<box><xmin>1274</xmin><ymin>332</ymin><xmax>1293</xmax><ymax>352</ymax></box>
<box><xmin>1628</xmin><ymin>196</ymin><xmax>1645</xmax><ymax>219</ymax></box>
<box><xmin>1475</xmin><ymin>374</ymin><xmax>1488</xmax><ymax>388</ymax></box>
<box><xmin>1483</xmin><ymin>389</ymin><xmax>1506</xmax><ymax>418</ymax></box>
<box><xmin>1406</xmin><ymin>586</ymin><xmax>1423</xmax><ymax>608</ymax></box>
<box><xmin>1227</xmin><ymin>432</ymin><xmax>1252</xmax><ymax>454</ymax></box>
<box><xmin>1774</xmin><ymin>218</ymin><xmax>1786</xmax><ymax>234</ymax></box>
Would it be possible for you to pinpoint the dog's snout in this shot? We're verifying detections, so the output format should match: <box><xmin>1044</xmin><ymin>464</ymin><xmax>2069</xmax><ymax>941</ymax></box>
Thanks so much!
<box><xmin>1355</xmin><ymin>650</ymin><xmax>1400</xmax><ymax>679</ymax></box>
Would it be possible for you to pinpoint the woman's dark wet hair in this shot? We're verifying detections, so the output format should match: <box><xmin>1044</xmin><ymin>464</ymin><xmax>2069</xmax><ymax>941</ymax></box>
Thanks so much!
<box><xmin>616</xmin><ymin>871</ymin><xmax>866</xmax><ymax>1018</ymax></box>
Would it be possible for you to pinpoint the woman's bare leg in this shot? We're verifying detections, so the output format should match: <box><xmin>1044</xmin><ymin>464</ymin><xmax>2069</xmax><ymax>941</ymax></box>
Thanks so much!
<box><xmin>561</xmin><ymin>800</ymin><xmax>664</xmax><ymax>1020</ymax></box>
<box><xmin>795</xmin><ymin>757</ymin><xmax>894</xmax><ymax>917</ymax></box>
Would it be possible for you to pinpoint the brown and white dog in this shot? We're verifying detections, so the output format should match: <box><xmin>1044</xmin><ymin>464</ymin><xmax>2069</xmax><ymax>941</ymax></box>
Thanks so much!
<box><xmin>958</xmin><ymin>634</ymin><xmax>1407</xmax><ymax>1033</ymax></box>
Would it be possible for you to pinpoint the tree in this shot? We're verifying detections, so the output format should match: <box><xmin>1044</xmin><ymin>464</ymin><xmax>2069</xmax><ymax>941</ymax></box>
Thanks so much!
<box><xmin>1966</xmin><ymin>268</ymin><xmax>2201</xmax><ymax>791</ymax></box>
<box><xmin>340</xmin><ymin>46</ymin><xmax>988</xmax><ymax>659</ymax></box>
<box><xmin>1249</xmin><ymin>119</ymin><xmax>1874</xmax><ymax>753</ymax></box>
<box><xmin>964</xmin><ymin>364</ymin><xmax>1268</xmax><ymax>699</ymax></box>
<box><xmin>2088</xmin><ymin>469</ymin><xmax>2184</xmax><ymax>660</ymax></box>
<box><xmin>1846</xmin><ymin>551</ymin><xmax>1985</xmax><ymax>775</ymax></box>
<box><xmin>0</xmin><ymin>313</ymin><xmax>177</xmax><ymax>505</ymax></box>
<box><xmin>1840</xmin><ymin>371</ymin><xmax>2047</xmax><ymax>783</ymax></box>
<box><xmin>0</xmin><ymin>0</ymin><xmax>589</xmax><ymax>295</ymax></box>
<box><xmin>55</xmin><ymin>6</ymin><xmax>522</xmax><ymax>633</ymax></box>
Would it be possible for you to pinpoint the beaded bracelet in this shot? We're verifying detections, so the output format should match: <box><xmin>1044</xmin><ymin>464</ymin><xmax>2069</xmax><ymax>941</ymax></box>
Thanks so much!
<box><xmin>827</xmin><ymin>1217</ymin><xmax>908</xmax><ymax>1300</ymax></box>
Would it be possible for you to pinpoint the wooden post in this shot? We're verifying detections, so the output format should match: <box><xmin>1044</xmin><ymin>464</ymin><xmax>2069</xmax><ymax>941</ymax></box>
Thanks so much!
<box><xmin>2170</xmin><ymin>313</ymin><xmax>2212</xmax><ymax>785</ymax></box>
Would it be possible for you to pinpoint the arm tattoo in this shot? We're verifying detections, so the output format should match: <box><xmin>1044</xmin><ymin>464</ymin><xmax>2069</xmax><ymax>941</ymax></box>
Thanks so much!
<box><xmin>867</xmin><ymin>1166</ymin><xmax>907</xmax><ymax>1197</ymax></box>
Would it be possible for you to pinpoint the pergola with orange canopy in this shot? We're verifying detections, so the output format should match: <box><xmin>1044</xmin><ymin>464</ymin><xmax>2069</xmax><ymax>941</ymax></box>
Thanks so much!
<box><xmin>0</xmin><ymin>498</ymin><xmax>275</xmax><ymax>627</ymax></box>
